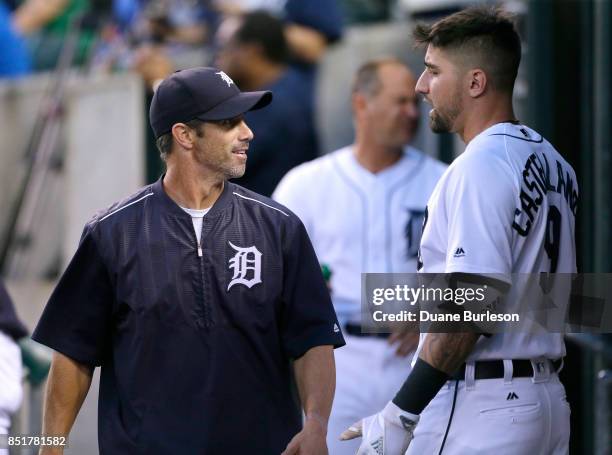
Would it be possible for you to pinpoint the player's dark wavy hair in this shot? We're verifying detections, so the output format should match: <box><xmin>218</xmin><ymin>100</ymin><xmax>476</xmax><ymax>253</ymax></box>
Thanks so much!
<box><xmin>413</xmin><ymin>6</ymin><xmax>521</xmax><ymax>93</ymax></box>
<box><xmin>235</xmin><ymin>11</ymin><xmax>289</xmax><ymax>64</ymax></box>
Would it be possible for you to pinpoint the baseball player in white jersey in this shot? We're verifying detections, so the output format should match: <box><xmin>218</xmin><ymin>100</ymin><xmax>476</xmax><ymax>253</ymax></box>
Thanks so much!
<box><xmin>341</xmin><ymin>7</ymin><xmax>577</xmax><ymax>454</ymax></box>
<box><xmin>0</xmin><ymin>282</ymin><xmax>26</xmax><ymax>455</ymax></box>
<box><xmin>273</xmin><ymin>58</ymin><xmax>446</xmax><ymax>455</ymax></box>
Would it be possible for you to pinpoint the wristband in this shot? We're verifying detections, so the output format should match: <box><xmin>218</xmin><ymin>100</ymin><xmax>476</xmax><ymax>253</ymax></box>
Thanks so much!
<box><xmin>392</xmin><ymin>358</ymin><xmax>450</xmax><ymax>414</ymax></box>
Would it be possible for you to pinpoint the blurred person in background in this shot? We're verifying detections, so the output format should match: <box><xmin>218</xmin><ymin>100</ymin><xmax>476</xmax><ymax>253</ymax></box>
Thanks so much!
<box><xmin>280</xmin><ymin>0</ymin><xmax>344</xmax><ymax>69</ymax></box>
<box><xmin>11</xmin><ymin>0</ymin><xmax>72</xmax><ymax>35</ymax></box>
<box><xmin>0</xmin><ymin>281</ymin><xmax>27</xmax><ymax>454</ymax></box>
<box><xmin>0</xmin><ymin>0</ymin><xmax>30</xmax><ymax>77</ymax></box>
<box><xmin>96</xmin><ymin>0</ymin><xmax>217</xmax><ymax>75</ymax></box>
<box><xmin>216</xmin><ymin>11</ymin><xmax>317</xmax><ymax>196</ymax></box>
<box><xmin>11</xmin><ymin>0</ymin><xmax>95</xmax><ymax>70</ymax></box>
<box><xmin>216</xmin><ymin>0</ymin><xmax>343</xmax><ymax>63</ymax></box>
<box><xmin>110</xmin><ymin>0</ymin><xmax>214</xmax><ymax>44</ymax></box>
<box><xmin>215</xmin><ymin>0</ymin><xmax>344</xmax><ymax>111</ymax></box>
<box><xmin>274</xmin><ymin>58</ymin><xmax>447</xmax><ymax>455</ymax></box>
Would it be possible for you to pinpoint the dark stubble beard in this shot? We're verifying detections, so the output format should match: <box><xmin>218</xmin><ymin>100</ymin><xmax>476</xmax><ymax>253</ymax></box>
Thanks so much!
<box><xmin>429</xmin><ymin>90</ymin><xmax>462</xmax><ymax>134</ymax></box>
<box><xmin>194</xmin><ymin>146</ymin><xmax>246</xmax><ymax>180</ymax></box>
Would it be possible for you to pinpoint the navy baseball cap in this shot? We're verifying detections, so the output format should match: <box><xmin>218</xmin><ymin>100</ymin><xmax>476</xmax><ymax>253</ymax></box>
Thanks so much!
<box><xmin>149</xmin><ymin>67</ymin><xmax>273</xmax><ymax>138</ymax></box>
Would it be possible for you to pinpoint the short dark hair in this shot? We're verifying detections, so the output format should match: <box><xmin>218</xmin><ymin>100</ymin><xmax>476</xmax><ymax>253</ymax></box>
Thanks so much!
<box><xmin>234</xmin><ymin>11</ymin><xmax>289</xmax><ymax>64</ymax></box>
<box><xmin>413</xmin><ymin>6</ymin><xmax>521</xmax><ymax>93</ymax></box>
<box><xmin>156</xmin><ymin>118</ymin><xmax>205</xmax><ymax>161</ymax></box>
<box><xmin>352</xmin><ymin>57</ymin><xmax>407</xmax><ymax>97</ymax></box>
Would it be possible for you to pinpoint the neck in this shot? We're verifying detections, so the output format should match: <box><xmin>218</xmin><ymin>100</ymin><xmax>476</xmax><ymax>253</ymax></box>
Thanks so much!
<box><xmin>163</xmin><ymin>159</ymin><xmax>225</xmax><ymax>210</ymax></box>
<box><xmin>458</xmin><ymin>98</ymin><xmax>517</xmax><ymax>144</ymax></box>
<box><xmin>353</xmin><ymin>135</ymin><xmax>403</xmax><ymax>174</ymax></box>
<box><xmin>240</xmin><ymin>62</ymin><xmax>285</xmax><ymax>91</ymax></box>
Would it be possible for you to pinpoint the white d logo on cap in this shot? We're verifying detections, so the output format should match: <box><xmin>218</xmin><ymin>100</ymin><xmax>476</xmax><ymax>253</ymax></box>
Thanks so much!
<box><xmin>216</xmin><ymin>71</ymin><xmax>234</xmax><ymax>87</ymax></box>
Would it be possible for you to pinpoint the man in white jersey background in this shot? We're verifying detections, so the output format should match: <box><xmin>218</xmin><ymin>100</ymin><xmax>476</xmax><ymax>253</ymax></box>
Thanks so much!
<box><xmin>273</xmin><ymin>58</ymin><xmax>447</xmax><ymax>455</ymax></box>
<box><xmin>341</xmin><ymin>7</ymin><xmax>577</xmax><ymax>454</ymax></box>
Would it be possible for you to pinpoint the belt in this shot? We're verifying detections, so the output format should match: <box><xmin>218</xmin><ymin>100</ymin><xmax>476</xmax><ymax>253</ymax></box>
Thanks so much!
<box><xmin>450</xmin><ymin>358</ymin><xmax>562</xmax><ymax>381</ymax></box>
<box><xmin>344</xmin><ymin>323</ymin><xmax>390</xmax><ymax>339</ymax></box>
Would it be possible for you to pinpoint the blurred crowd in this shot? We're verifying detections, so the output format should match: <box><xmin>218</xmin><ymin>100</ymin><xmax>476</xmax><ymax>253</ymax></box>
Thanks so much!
<box><xmin>0</xmin><ymin>0</ymin><xmax>408</xmax><ymax>75</ymax></box>
<box><xmin>0</xmin><ymin>0</ymin><xmax>415</xmax><ymax>194</ymax></box>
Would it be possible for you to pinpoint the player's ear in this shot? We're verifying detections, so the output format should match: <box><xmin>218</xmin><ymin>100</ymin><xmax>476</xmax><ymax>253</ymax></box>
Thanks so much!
<box><xmin>352</xmin><ymin>92</ymin><xmax>368</xmax><ymax>114</ymax></box>
<box><xmin>468</xmin><ymin>69</ymin><xmax>487</xmax><ymax>98</ymax></box>
<box><xmin>171</xmin><ymin>123</ymin><xmax>195</xmax><ymax>150</ymax></box>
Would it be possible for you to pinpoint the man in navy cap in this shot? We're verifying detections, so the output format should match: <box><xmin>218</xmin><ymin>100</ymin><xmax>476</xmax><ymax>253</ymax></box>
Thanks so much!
<box><xmin>33</xmin><ymin>67</ymin><xmax>345</xmax><ymax>455</ymax></box>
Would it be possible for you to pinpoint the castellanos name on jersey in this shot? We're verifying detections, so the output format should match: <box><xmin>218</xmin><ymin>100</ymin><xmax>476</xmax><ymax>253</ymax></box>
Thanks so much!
<box><xmin>419</xmin><ymin>122</ymin><xmax>578</xmax><ymax>277</ymax></box>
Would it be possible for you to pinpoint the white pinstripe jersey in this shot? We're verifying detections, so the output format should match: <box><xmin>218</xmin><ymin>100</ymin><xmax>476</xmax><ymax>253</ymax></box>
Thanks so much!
<box><xmin>273</xmin><ymin>145</ymin><xmax>447</xmax><ymax>323</ymax></box>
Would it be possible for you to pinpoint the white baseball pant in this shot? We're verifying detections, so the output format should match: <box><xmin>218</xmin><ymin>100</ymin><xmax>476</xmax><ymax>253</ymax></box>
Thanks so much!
<box><xmin>407</xmin><ymin>362</ymin><xmax>570</xmax><ymax>455</ymax></box>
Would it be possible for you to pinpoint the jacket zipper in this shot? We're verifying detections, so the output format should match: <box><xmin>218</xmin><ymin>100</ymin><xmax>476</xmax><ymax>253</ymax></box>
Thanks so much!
<box><xmin>196</xmin><ymin>229</ymin><xmax>210</xmax><ymax>328</ymax></box>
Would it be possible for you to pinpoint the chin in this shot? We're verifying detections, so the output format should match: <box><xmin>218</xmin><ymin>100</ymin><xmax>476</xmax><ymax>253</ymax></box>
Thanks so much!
<box><xmin>403</xmin><ymin>132</ymin><xmax>416</xmax><ymax>144</ymax></box>
<box><xmin>429</xmin><ymin>115</ymin><xmax>451</xmax><ymax>134</ymax></box>
<box><xmin>430</xmin><ymin>123</ymin><xmax>448</xmax><ymax>134</ymax></box>
<box><xmin>226</xmin><ymin>167</ymin><xmax>246</xmax><ymax>179</ymax></box>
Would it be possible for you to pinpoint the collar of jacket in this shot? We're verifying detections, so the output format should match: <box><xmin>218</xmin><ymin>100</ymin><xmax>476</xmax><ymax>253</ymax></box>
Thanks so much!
<box><xmin>152</xmin><ymin>174</ymin><xmax>234</xmax><ymax>221</ymax></box>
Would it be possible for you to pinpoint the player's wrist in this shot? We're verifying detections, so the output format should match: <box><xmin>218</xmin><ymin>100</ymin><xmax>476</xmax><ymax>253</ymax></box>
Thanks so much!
<box><xmin>304</xmin><ymin>411</ymin><xmax>328</xmax><ymax>435</ymax></box>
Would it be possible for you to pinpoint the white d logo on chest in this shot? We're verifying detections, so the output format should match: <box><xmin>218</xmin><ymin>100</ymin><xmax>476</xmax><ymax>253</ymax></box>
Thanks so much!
<box><xmin>227</xmin><ymin>241</ymin><xmax>262</xmax><ymax>290</ymax></box>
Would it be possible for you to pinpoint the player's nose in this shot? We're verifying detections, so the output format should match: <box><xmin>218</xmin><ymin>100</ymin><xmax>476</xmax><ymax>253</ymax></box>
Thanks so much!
<box><xmin>238</xmin><ymin>120</ymin><xmax>254</xmax><ymax>142</ymax></box>
<box><xmin>415</xmin><ymin>71</ymin><xmax>428</xmax><ymax>95</ymax></box>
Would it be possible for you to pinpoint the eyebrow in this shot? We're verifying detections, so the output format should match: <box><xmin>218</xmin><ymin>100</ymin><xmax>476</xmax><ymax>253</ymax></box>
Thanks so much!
<box><xmin>214</xmin><ymin>114</ymin><xmax>244</xmax><ymax>125</ymax></box>
<box><xmin>424</xmin><ymin>61</ymin><xmax>439</xmax><ymax>70</ymax></box>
